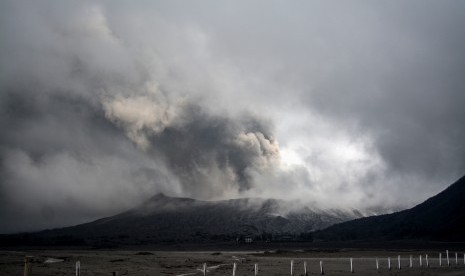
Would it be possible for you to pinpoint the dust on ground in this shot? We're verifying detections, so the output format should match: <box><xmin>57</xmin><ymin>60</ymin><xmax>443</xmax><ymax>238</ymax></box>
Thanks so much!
<box><xmin>1</xmin><ymin>249</ymin><xmax>464</xmax><ymax>276</ymax></box>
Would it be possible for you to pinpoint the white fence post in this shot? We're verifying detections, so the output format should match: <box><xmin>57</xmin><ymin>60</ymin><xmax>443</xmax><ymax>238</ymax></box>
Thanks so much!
<box><xmin>23</xmin><ymin>256</ymin><xmax>33</xmax><ymax>276</ymax></box>
<box><xmin>426</xmin><ymin>254</ymin><xmax>429</xmax><ymax>268</ymax></box>
<box><xmin>388</xmin><ymin>257</ymin><xmax>391</xmax><ymax>271</ymax></box>
<box><xmin>203</xmin><ymin>263</ymin><xmax>207</xmax><ymax>276</ymax></box>
<box><xmin>290</xmin><ymin>260</ymin><xmax>294</xmax><ymax>276</ymax></box>
<box><xmin>76</xmin><ymin>261</ymin><xmax>80</xmax><ymax>276</ymax></box>
<box><xmin>304</xmin><ymin>261</ymin><xmax>307</xmax><ymax>276</ymax></box>
<box><xmin>410</xmin><ymin>255</ymin><xmax>413</xmax><ymax>268</ymax></box>
<box><xmin>320</xmin><ymin>260</ymin><xmax>324</xmax><ymax>275</ymax></box>
<box><xmin>456</xmin><ymin>252</ymin><xmax>458</xmax><ymax>265</ymax></box>
<box><xmin>447</xmin><ymin>250</ymin><xmax>450</xmax><ymax>267</ymax></box>
<box><xmin>398</xmin><ymin>255</ymin><xmax>401</xmax><ymax>270</ymax></box>
<box><xmin>254</xmin><ymin>263</ymin><xmax>258</xmax><ymax>276</ymax></box>
<box><xmin>419</xmin><ymin>255</ymin><xmax>422</xmax><ymax>267</ymax></box>
<box><xmin>350</xmin><ymin>257</ymin><xmax>354</xmax><ymax>273</ymax></box>
<box><xmin>232</xmin><ymin>263</ymin><xmax>236</xmax><ymax>276</ymax></box>
<box><xmin>376</xmin><ymin>258</ymin><xmax>379</xmax><ymax>272</ymax></box>
<box><xmin>439</xmin><ymin>253</ymin><xmax>442</xmax><ymax>267</ymax></box>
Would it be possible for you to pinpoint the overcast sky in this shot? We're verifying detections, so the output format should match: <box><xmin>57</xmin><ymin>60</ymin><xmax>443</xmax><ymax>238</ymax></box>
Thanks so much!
<box><xmin>1</xmin><ymin>0</ymin><xmax>465</xmax><ymax>233</ymax></box>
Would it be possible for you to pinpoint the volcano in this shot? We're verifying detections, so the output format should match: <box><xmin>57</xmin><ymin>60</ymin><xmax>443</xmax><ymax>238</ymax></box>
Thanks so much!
<box><xmin>2</xmin><ymin>194</ymin><xmax>367</xmax><ymax>246</ymax></box>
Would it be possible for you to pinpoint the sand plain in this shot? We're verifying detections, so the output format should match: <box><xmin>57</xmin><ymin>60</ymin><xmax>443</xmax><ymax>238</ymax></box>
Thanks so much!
<box><xmin>1</xmin><ymin>249</ymin><xmax>465</xmax><ymax>276</ymax></box>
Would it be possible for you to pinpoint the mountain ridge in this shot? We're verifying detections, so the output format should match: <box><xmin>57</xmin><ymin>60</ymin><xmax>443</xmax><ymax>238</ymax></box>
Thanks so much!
<box><xmin>314</xmin><ymin>175</ymin><xmax>465</xmax><ymax>242</ymax></box>
<box><xmin>1</xmin><ymin>194</ymin><xmax>368</xmax><ymax>246</ymax></box>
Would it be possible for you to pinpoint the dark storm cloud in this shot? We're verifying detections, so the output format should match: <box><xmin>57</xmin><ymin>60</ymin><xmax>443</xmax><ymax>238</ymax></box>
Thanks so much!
<box><xmin>1</xmin><ymin>0</ymin><xmax>465</xmax><ymax>233</ymax></box>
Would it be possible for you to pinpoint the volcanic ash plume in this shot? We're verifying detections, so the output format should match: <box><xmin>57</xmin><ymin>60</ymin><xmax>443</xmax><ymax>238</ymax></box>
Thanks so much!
<box><xmin>103</xmin><ymin>85</ymin><xmax>280</xmax><ymax>198</ymax></box>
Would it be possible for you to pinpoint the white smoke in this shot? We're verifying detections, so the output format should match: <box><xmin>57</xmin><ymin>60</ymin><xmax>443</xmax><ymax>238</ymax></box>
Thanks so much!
<box><xmin>233</xmin><ymin>131</ymin><xmax>280</xmax><ymax>170</ymax></box>
<box><xmin>103</xmin><ymin>82</ymin><xmax>185</xmax><ymax>150</ymax></box>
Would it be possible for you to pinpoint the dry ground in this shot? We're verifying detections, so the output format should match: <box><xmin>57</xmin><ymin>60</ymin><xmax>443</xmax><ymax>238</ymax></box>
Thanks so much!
<box><xmin>1</xmin><ymin>249</ymin><xmax>464</xmax><ymax>276</ymax></box>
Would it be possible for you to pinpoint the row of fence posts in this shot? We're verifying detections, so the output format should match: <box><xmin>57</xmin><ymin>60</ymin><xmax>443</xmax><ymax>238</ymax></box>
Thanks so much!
<box><xmin>375</xmin><ymin>251</ymin><xmax>463</xmax><ymax>272</ymax></box>
<box><xmin>22</xmin><ymin>250</ymin><xmax>465</xmax><ymax>276</ymax></box>
<box><xmin>204</xmin><ymin>251</ymin><xmax>464</xmax><ymax>275</ymax></box>
<box><xmin>229</xmin><ymin>260</ymin><xmax>324</xmax><ymax>276</ymax></box>
<box><xmin>362</xmin><ymin>251</ymin><xmax>463</xmax><ymax>273</ymax></box>
<box><xmin>284</xmin><ymin>259</ymin><xmax>324</xmax><ymax>275</ymax></box>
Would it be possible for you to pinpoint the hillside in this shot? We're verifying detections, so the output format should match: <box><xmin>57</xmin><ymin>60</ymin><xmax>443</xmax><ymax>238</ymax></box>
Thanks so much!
<box><xmin>314</xmin><ymin>175</ymin><xmax>465</xmax><ymax>242</ymax></box>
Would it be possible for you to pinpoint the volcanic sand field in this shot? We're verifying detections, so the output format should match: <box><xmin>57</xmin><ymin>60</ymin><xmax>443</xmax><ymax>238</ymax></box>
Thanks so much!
<box><xmin>1</xmin><ymin>249</ymin><xmax>465</xmax><ymax>276</ymax></box>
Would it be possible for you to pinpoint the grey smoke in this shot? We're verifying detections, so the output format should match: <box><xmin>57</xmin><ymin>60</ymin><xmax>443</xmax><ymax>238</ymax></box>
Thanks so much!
<box><xmin>147</xmin><ymin>106</ymin><xmax>279</xmax><ymax>198</ymax></box>
<box><xmin>1</xmin><ymin>0</ymin><xmax>465</xmax><ymax>233</ymax></box>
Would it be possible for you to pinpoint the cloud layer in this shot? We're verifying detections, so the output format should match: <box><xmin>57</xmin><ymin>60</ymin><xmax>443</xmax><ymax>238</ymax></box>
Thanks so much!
<box><xmin>1</xmin><ymin>0</ymin><xmax>465</xmax><ymax>233</ymax></box>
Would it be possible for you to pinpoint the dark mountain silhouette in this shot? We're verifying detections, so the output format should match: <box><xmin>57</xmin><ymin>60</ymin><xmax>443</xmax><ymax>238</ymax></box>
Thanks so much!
<box><xmin>1</xmin><ymin>194</ymin><xmax>366</xmax><ymax>246</ymax></box>
<box><xmin>315</xmin><ymin>175</ymin><xmax>465</xmax><ymax>242</ymax></box>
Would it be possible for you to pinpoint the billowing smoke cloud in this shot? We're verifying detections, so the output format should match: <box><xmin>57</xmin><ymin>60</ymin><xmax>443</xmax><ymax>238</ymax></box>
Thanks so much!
<box><xmin>0</xmin><ymin>0</ymin><xmax>281</xmax><ymax>232</ymax></box>
<box><xmin>146</xmin><ymin>108</ymin><xmax>279</xmax><ymax>198</ymax></box>
<box><xmin>1</xmin><ymin>0</ymin><xmax>465</xmax><ymax>233</ymax></box>
<box><xmin>104</xmin><ymin>89</ymin><xmax>280</xmax><ymax>198</ymax></box>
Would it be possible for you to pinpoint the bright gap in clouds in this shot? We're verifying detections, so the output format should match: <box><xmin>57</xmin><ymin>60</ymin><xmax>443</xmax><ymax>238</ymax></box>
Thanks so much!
<box><xmin>271</xmin><ymin>109</ymin><xmax>386</xmax><ymax>209</ymax></box>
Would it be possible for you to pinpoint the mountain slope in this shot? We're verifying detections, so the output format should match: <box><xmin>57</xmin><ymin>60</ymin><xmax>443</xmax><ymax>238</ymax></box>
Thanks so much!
<box><xmin>315</xmin><ymin>175</ymin><xmax>465</xmax><ymax>242</ymax></box>
<box><xmin>2</xmin><ymin>194</ymin><xmax>365</xmax><ymax>246</ymax></box>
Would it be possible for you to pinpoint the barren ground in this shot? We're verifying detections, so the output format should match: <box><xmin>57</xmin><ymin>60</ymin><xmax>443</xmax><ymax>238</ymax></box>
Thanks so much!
<box><xmin>1</xmin><ymin>249</ymin><xmax>465</xmax><ymax>276</ymax></box>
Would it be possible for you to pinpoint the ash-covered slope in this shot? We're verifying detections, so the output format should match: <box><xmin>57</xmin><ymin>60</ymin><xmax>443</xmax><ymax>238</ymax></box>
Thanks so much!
<box><xmin>315</xmin><ymin>175</ymin><xmax>465</xmax><ymax>242</ymax></box>
<box><xmin>5</xmin><ymin>194</ymin><xmax>366</xmax><ymax>245</ymax></box>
